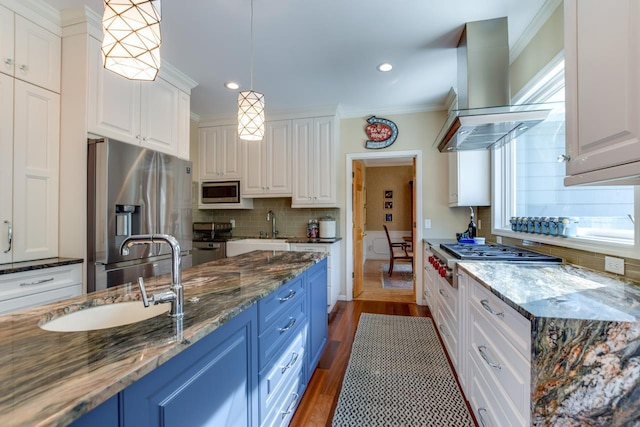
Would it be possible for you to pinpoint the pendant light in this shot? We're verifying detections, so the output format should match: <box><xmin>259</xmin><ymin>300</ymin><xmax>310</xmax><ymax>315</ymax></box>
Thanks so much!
<box><xmin>238</xmin><ymin>0</ymin><xmax>265</xmax><ymax>141</ymax></box>
<box><xmin>102</xmin><ymin>0</ymin><xmax>162</xmax><ymax>81</ymax></box>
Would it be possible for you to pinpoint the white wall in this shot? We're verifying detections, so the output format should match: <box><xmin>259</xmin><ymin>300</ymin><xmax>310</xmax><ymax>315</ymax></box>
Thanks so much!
<box><xmin>336</xmin><ymin>111</ymin><xmax>477</xmax><ymax>302</ymax></box>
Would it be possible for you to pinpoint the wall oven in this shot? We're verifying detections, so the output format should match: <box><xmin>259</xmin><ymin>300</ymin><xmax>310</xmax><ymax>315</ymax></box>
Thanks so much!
<box><xmin>200</xmin><ymin>181</ymin><xmax>241</xmax><ymax>204</ymax></box>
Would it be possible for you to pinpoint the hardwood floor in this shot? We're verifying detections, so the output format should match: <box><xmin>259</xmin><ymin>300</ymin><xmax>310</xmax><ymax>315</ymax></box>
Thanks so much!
<box><xmin>290</xmin><ymin>299</ymin><xmax>431</xmax><ymax>427</ymax></box>
<box><xmin>354</xmin><ymin>259</ymin><xmax>414</xmax><ymax>303</ymax></box>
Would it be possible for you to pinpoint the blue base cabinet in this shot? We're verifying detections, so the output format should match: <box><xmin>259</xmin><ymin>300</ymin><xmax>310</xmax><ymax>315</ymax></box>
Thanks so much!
<box><xmin>71</xmin><ymin>259</ymin><xmax>327</xmax><ymax>427</ymax></box>
<box><xmin>305</xmin><ymin>260</ymin><xmax>328</xmax><ymax>378</ymax></box>
<box><xmin>122</xmin><ymin>305</ymin><xmax>258</xmax><ymax>427</ymax></box>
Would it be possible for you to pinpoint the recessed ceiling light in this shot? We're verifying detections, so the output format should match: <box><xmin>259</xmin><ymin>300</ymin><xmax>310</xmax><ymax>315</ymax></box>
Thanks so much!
<box><xmin>225</xmin><ymin>81</ymin><xmax>240</xmax><ymax>90</ymax></box>
<box><xmin>377</xmin><ymin>62</ymin><xmax>393</xmax><ymax>72</ymax></box>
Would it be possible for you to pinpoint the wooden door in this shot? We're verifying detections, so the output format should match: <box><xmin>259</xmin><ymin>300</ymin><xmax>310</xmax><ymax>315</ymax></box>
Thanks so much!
<box><xmin>411</xmin><ymin>157</ymin><xmax>417</xmax><ymax>300</ymax></box>
<box><xmin>353</xmin><ymin>160</ymin><xmax>364</xmax><ymax>298</ymax></box>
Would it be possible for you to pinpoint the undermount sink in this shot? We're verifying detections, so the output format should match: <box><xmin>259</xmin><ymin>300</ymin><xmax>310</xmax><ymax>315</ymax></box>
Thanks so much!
<box><xmin>226</xmin><ymin>239</ymin><xmax>291</xmax><ymax>257</ymax></box>
<box><xmin>40</xmin><ymin>301</ymin><xmax>170</xmax><ymax>332</ymax></box>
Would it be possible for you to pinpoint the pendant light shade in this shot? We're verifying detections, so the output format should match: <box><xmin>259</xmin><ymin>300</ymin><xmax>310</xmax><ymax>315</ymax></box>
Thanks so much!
<box><xmin>238</xmin><ymin>0</ymin><xmax>265</xmax><ymax>141</ymax></box>
<box><xmin>102</xmin><ymin>0</ymin><xmax>162</xmax><ymax>81</ymax></box>
<box><xmin>238</xmin><ymin>90</ymin><xmax>265</xmax><ymax>141</ymax></box>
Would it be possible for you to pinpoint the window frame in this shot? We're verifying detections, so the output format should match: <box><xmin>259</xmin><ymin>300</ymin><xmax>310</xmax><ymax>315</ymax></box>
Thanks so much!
<box><xmin>491</xmin><ymin>56</ymin><xmax>640</xmax><ymax>260</ymax></box>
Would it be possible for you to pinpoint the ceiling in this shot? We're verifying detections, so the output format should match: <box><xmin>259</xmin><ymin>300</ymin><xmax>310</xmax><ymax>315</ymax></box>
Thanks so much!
<box><xmin>43</xmin><ymin>0</ymin><xmax>551</xmax><ymax>120</ymax></box>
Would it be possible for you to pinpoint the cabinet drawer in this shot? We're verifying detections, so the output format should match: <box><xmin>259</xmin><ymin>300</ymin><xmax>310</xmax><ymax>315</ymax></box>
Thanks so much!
<box><xmin>258</xmin><ymin>276</ymin><xmax>304</xmax><ymax>333</ymax></box>
<box><xmin>468</xmin><ymin>352</ymin><xmax>527</xmax><ymax>427</ymax></box>
<box><xmin>436</xmin><ymin>280</ymin><xmax>457</xmax><ymax>320</ymax></box>
<box><xmin>262</xmin><ymin>368</ymin><xmax>304</xmax><ymax>427</ymax></box>
<box><xmin>290</xmin><ymin>244</ymin><xmax>328</xmax><ymax>253</ymax></box>
<box><xmin>259</xmin><ymin>299</ymin><xmax>306</xmax><ymax>369</ymax></box>
<box><xmin>469</xmin><ymin>279</ymin><xmax>530</xmax><ymax>357</ymax></box>
<box><xmin>259</xmin><ymin>331</ymin><xmax>305</xmax><ymax>423</ymax></box>
<box><xmin>0</xmin><ymin>264</ymin><xmax>81</xmax><ymax>301</ymax></box>
<box><xmin>0</xmin><ymin>284</ymin><xmax>81</xmax><ymax>315</ymax></box>
<box><xmin>436</xmin><ymin>303</ymin><xmax>458</xmax><ymax>368</ymax></box>
<box><xmin>469</xmin><ymin>303</ymin><xmax>530</xmax><ymax>416</ymax></box>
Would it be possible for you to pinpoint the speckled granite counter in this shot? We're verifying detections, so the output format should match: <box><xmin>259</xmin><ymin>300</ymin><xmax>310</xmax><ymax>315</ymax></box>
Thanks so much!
<box><xmin>0</xmin><ymin>257</ymin><xmax>83</xmax><ymax>275</ymax></box>
<box><xmin>458</xmin><ymin>262</ymin><xmax>640</xmax><ymax>426</ymax></box>
<box><xmin>0</xmin><ymin>250</ymin><xmax>325</xmax><ymax>427</ymax></box>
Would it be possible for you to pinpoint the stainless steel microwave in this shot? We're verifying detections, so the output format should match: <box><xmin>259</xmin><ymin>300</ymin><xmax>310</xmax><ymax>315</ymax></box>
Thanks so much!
<box><xmin>201</xmin><ymin>181</ymin><xmax>241</xmax><ymax>204</ymax></box>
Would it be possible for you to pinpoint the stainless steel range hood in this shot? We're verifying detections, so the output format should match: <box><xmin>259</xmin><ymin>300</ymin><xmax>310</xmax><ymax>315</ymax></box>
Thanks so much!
<box><xmin>434</xmin><ymin>17</ymin><xmax>551</xmax><ymax>152</ymax></box>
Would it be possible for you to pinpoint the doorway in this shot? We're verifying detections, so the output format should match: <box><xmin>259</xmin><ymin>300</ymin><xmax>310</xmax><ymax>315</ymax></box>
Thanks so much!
<box><xmin>345</xmin><ymin>150</ymin><xmax>422</xmax><ymax>304</ymax></box>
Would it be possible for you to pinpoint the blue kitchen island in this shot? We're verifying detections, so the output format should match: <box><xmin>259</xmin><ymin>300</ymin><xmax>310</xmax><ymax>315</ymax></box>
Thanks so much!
<box><xmin>0</xmin><ymin>251</ymin><xmax>327</xmax><ymax>427</ymax></box>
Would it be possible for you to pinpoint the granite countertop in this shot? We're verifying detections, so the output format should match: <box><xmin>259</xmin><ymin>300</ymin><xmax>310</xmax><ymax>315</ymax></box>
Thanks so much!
<box><xmin>0</xmin><ymin>250</ymin><xmax>326</xmax><ymax>427</ymax></box>
<box><xmin>0</xmin><ymin>257</ymin><xmax>84</xmax><ymax>275</ymax></box>
<box><xmin>458</xmin><ymin>262</ymin><xmax>640</xmax><ymax>322</ymax></box>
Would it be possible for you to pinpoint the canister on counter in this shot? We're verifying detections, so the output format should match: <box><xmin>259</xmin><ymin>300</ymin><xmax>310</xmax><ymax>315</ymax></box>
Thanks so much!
<box><xmin>541</xmin><ymin>217</ymin><xmax>550</xmax><ymax>235</ymax></box>
<box><xmin>307</xmin><ymin>219</ymin><xmax>318</xmax><ymax>238</ymax></box>
<box><xmin>549</xmin><ymin>217</ymin><xmax>559</xmax><ymax>236</ymax></box>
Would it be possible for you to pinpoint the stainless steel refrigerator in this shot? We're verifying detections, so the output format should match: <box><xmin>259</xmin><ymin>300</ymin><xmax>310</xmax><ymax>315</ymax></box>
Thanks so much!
<box><xmin>87</xmin><ymin>138</ymin><xmax>193</xmax><ymax>293</ymax></box>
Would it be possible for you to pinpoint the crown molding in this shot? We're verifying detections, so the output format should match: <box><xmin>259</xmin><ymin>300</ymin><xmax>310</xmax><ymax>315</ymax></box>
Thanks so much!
<box><xmin>510</xmin><ymin>0</ymin><xmax>563</xmax><ymax>64</ymax></box>
<box><xmin>0</xmin><ymin>0</ymin><xmax>61</xmax><ymax>35</ymax></box>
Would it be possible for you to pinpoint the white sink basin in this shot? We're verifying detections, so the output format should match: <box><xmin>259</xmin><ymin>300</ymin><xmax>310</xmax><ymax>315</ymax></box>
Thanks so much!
<box><xmin>226</xmin><ymin>239</ymin><xmax>290</xmax><ymax>257</ymax></box>
<box><xmin>40</xmin><ymin>301</ymin><xmax>169</xmax><ymax>332</ymax></box>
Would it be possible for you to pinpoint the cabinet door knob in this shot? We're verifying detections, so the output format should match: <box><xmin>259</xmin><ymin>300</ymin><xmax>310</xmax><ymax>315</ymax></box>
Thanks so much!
<box><xmin>4</xmin><ymin>58</ymin><xmax>13</xmax><ymax>66</ymax></box>
<box><xmin>19</xmin><ymin>64</ymin><xmax>28</xmax><ymax>73</ymax></box>
<box><xmin>557</xmin><ymin>154</ymin><xmax>571</xmax><ymax>163</ymax></box>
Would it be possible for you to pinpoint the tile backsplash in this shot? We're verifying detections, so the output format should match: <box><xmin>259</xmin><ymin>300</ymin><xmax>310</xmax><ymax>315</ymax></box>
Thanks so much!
<box><xmin>192</xmin><ymin>184</ymin><xmax>339</xmax><ymax>238</ymax></box>
<box><xmin>477</xmin><ymin>206</ymin><xmax>640</xmax><ymax>282</ymax></box>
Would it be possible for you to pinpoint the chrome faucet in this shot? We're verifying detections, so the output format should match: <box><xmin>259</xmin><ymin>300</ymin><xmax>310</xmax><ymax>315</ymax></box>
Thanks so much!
<box><xmin>267</xmin><ymin>210</ymin><xmax>278</xmax><ymax>238</ymax></box>
<box><xmin>119</xmin><ymin>234</ymin><xmax>184</xmax><ymax>319</ymax></box>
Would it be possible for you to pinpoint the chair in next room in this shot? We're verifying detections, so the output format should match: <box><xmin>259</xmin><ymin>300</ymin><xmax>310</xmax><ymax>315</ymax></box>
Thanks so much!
<box><xmin>383</xmin><ymin>225</ymin><xmax>413</xmax><ymax>276</ymax></box>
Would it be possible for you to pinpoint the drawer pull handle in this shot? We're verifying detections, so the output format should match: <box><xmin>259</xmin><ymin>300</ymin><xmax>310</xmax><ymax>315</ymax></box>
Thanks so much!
<box><xmin>478</xmin><ymin>408</ymin><xmax>490</xmax><ymax>427</ymax></box>
<box><xmin>279</xmin><ymin>317</ymin><xmax>296</xmax><ymax>333</ymax></box>
<box><xmin>438</xmin><ymin>289</ymin><xmax>448</xmax><ymax>298</ymax></box>
<box><xmin>4</xmin><ymin>220</ymin><xmax>11</xmax><ymax>253</ymax></box>
<box><xmin>478</xmin><ymin>345</ymin><xmax>501</xmax><ymax>370</ymax></box>
<box><xmin>279</xmin><ymin>290</ymin><xmax>296</xmax><ymax>302</ymax></box>
<box><xmin>438</xmin><ymin>324</ymin><xmax>450</xmax><ymax>337</ymax></box>
<box><xmin>281</xmin><ymin>351</ymin><xmax>299</xmax><ymax>373</ymax></box>
<box><xmin>480</xmin><ymin>299</ymin><xmax>504</xmax><ymax>317</ymax></box>
<box><xmin>281</xmin><ymin>392</ymin><xmax>299</xmax><ymax>419</ymax></box>
<box><xmin>20</xmin><ymin>277</ymin><xmax>55</xmax><ymax>287</ymax></box>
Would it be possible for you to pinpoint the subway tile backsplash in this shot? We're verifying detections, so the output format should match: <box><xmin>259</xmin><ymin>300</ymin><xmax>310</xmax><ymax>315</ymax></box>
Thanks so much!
<box><xmin>191</xmin><ymin>183</ymin><xmax>339</xmax><ymax>238</ymax></box>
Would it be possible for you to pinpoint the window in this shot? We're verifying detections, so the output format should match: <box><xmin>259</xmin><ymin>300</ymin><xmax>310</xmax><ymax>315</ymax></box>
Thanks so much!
<box><xmin>493</xmin><ymin>58</ymin><xmax>638</xmax><ymax>256</ymax></box>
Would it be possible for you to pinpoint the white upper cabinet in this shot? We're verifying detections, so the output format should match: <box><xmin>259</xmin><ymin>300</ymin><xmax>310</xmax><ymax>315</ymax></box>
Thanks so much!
<box><xmin>199</xmin><ymin>125</ymin><xmax>242</xmax><ymax>181</ymax></box>
<box><xmin>291</xmin><ymin>116</ymin><xmax>337</xmax><ymax>207</ymax></box>
<box><xmin>0</xmin><ymin>6</ymin><xmax>61</xmax><ymax>93</ymax></box>
<box><xmin>88</xmin><ymin>37</ymin><xmax>191</xmax><ymax>159</ymax></box>
<box><xmin>448</xmin><ymin>151</ymin><xmax>490</xmax><ymax>207</ymax></box>
<box><xmin>12</xmin><ymin>80</ymin><xmax>60</xmax><ymax>262</ymax></box>
<box><xmin>0</xmin><ymin>73</ymin><xmax>14</xmax><ymax>264</ymax></box>
<box><xmin>564</xmin><ymin>0</ymin><xmax>640</xmax><ymax>185</ymax></box>
<box><xmin>242</xmin><ymin>120</ymin><xmax>292</xmax><ymax>197</ymax></box>
<box><xmin>140</xmin><ymin>78</ymin><xmax>180</xmax><ymax>155</ymax></box>
<box><xmin>0</xmin><ymin>5</ymin><xmax>14</xmax><ymax>78</ymax></box>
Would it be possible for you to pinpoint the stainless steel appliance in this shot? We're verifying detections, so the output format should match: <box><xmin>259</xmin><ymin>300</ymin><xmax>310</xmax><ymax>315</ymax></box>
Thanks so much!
<box><xmin>434</xmin><ymin>17</ymin><xmax>550</xmax><ymax>152</ymax></box>
<box><xmin>87</xmin><ymin>138</ymin><xmax>193</xmax><ymax>292</ymax></box>
<box><xmin>191</xmin><ymin>222</ymin><xmax>233</xmax><ymax>266</ymax></box>
<box><xmin>200</xmin><ymin>181</ymin><xmax>241</xmax><ymax>204</ymax></box>
<box><xmin>426</xmin><ymin>241</ymin><xmax>562</xmax><ymax>288</ymax></box>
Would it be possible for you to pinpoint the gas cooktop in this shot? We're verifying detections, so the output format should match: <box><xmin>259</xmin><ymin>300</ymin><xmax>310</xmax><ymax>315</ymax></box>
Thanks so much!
<box><xmin>440</xmin><ymin>243</ymin><xmax>563</xmax><ymax>263</ymax></box>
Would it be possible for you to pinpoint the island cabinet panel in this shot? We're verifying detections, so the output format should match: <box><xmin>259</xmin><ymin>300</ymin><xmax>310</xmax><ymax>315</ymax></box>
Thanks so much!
<box><xmin>70</xmin><ymin>259</ymin><xmax>328</xmax><ymax>427</ymax></box>
<box><xmin>121</xmin><ymin>305</ymin><xmax>258</xmax><ymax>427</ymax></box>
<box><xmin>305</xmin><ymin>259</ymin><xmax>328</xmax><ymax>377</ymax></box>
<box><xmin>69</xmin><ymin>395</ymin><xmax>120</xmax><ymax>427</ymax></box>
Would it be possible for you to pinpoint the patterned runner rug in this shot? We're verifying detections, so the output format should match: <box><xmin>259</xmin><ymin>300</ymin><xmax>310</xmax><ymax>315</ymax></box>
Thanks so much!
<box><xmin>332</xmin><ymin>314</ymin><xmax>474</xmax><ymax>426</ymax></box>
